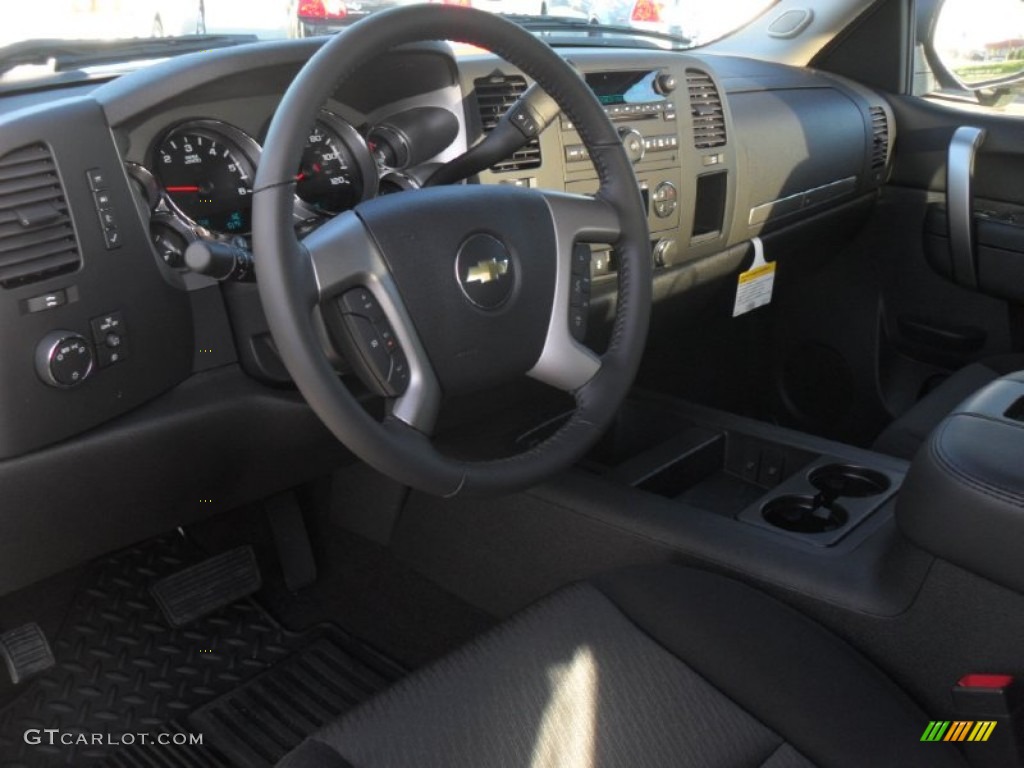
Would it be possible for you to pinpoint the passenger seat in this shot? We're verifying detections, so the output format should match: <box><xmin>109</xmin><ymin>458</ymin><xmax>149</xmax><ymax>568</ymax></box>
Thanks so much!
<box><xmin>873</xmin><ymin>353</ymin><xmax>1024</xmax><ymax>459</ymax></box>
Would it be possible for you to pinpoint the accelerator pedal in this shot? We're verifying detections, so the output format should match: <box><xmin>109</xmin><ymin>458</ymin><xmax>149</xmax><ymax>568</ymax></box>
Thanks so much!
<box><xmin>0</xmin><ymin>622</ymin><xmax>54</xmax><ymax>684</ymax></box>
<box><xmin>151</xmin><ymin>545</ymin><xmax>262</xmax><ymax>628</ymax></box>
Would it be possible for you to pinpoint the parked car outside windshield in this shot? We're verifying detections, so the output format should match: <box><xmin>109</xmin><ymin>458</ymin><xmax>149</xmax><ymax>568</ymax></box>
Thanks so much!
<box><xmin>0</xmin><ymin>0</ymin><xmax>777</xmax><ymax>56</ymax></box>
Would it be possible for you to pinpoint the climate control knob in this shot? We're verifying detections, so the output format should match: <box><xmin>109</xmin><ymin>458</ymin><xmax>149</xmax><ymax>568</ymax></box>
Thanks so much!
<box><xmin>618</xmin><ymin>128</ymin><xmax>646</xmax><ymax>164</ymax></box>
<box><xmin>35</xmin><ymin>331</ymin><xmax>94</xmax><ymax>388</ymax></box>
<box><xmin>653</xmin><ymin>238</ymin><xmax>678</xmax><ymax>268</ymax></box>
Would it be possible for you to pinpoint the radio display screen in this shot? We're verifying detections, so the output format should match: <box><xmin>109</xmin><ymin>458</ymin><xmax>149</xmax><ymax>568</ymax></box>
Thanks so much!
<box><xmin>585</xmin><ymin>70</ymin><xmax>660</xmax><ymax>105</ymax></box>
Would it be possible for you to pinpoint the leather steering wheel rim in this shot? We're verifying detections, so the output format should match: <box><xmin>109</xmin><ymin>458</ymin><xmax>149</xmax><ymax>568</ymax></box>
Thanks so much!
<box><xmin>252</xmin><ymin>5</ymin><xmax>651</xmax><ymax>497</ymax></box>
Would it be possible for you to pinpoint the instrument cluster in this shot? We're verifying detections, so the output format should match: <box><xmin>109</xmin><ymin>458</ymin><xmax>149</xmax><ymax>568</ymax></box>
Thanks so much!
<box><xmin>125</xmin><ymin>110</ymin><xmax>397</xmax><ymax>269</ymax></box>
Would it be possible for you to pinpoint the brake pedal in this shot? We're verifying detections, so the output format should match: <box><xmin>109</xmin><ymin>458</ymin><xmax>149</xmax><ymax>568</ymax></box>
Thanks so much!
<box><xmin>151</xmin><ymin>546</ymin><xmax>262</xmax><ymax>628</ymax></box>
<box><xmin>0</xmin><ymin>622</ymin><xmax>55</xmax><ymax>684</ymax></box>
<box><xmin>266</xmin><ymin>491</ymin><xmax>317</xmax><ymax>593</ymax></box>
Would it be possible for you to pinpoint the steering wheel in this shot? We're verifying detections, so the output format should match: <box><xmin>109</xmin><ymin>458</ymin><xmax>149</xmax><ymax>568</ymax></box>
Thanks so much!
<box><xmin>252</xmin><ymin>5</ymin><xmax>651</xmax><ymax>497</ymax></box>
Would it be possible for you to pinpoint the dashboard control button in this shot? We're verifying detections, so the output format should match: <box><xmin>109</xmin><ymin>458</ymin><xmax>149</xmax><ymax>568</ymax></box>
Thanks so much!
<box><xmin>652</xmin><ymin>181</ymin><xmax>678</xmax><ymax>218</ymax></box>
<box><xmin>653</xmin><ymin>238</ymin><xmax>678</xmax><ymax>268</ymax></box>
<box><xmin>25</xmin><ymin>290</ymin><xmax>67</xmax><ymax>314</ymax></box>
<box><xmin>618</xmin><ymin>128</ymin><xmax>646</xmax><ymax>164</ymax></box>
<box><xmin>91</xmin><ymin>312</ymin><xmax>126</xmax><ymax>339</ymax></box>
<box><xmin>655</xmin><ymin>73</ymin><xmax>678</xmax><ymax>95</ymax></box>
<box><xmin>98</xmin><ymin>209</ymin><xmax>118</xmax><ymax>229</ymax></box>
<box><xmin>94</xmin><ymin>190</ymin><xmax>113</xmax><ymax>210</ymax></box>
<box><xmin>86</xmin><ymin>168</ymin><xmax>108</xmax><ymax>191</ymax></box>
<box><xmin>35</xmin><ymin>331</ymin><xmax>94</xmax><ymax>388</ymax></box>
<box><xmin>97</xmin><ymin>340</ymin><xmax>127</xmax><ymax>368</ymax></box>
<box><xmin>103</xmin><ymin>226</ymin><xmax>122</xmax><ymax>249</ymax></box>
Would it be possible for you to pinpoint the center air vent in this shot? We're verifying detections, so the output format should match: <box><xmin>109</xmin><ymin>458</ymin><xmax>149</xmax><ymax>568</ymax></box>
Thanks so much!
<box><xmin>474</xmin><ymin>74</ymin><xmax>542</xmax><ymax>173</ymax></box>
<box><xmin>869</xmin><ymin>106</ymin><xmax>890</xmax><ymax>169</ymax></box>
<box><xmin>686</xmin><ymin>69</ymin><xmax>727</xmax><ymax>149</ymax></box>
<box><xmin>0</xmin><ymin>144</ymin><xmax>80</xmax><ymax>289</ymax></box>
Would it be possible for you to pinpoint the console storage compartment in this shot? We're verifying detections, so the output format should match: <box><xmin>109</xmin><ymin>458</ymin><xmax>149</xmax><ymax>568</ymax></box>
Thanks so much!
<box><xmin>898</xmin><ymin>371</ymin><xmax>1024</xmax><ymax>593</ymax></box>
<box><xmin>587</xmin><ymin>398</ymin><xmax>902</xmax><ymax>547</ymax></box>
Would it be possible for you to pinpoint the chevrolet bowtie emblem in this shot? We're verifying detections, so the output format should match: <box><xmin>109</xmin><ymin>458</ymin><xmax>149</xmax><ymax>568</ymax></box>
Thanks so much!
<box><xmin>465</xmin><ymin>257</ymin><xmax>510</xmax><ymax>285</ymax></box>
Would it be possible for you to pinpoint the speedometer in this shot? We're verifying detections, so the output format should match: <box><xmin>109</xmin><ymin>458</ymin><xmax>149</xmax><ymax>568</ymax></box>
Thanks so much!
<box><xmin>154</xmin><ymin>121</ymin><xmax>259</xmax><ymax>235</ymax></box>
<box><xmin>294</xmin><ymin>113</ymin><xmax>377</xmax><ymax>216</ymax></box>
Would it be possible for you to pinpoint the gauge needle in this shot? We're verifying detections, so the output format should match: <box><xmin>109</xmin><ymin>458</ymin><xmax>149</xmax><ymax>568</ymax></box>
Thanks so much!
<box><xmin>295</xmin><ymin>172</ymin><xmax>307</xmax><ymax>181</ymax></box>
<box><xmin>166</xmin><ymin>185</ymin><xmax>200</xmax><ymax>193</ymax></box>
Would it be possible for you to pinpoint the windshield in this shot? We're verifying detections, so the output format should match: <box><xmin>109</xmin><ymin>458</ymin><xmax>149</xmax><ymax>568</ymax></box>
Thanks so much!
<box><xmin>0</xmin><ymin>0</ymin><xmax>775</xmax><ymax>83</ymax></box>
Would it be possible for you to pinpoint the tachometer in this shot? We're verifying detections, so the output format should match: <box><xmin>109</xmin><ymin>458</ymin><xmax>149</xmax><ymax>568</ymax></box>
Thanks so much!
<box><xmin>154</xmin><ymin>121</ymin><xmax>259</xmax><ymax>235</ymax></box>
<box><xmin>295</xmin><ymin>114</ymin><xmax>377</xmax><ymax>216</ymax></box>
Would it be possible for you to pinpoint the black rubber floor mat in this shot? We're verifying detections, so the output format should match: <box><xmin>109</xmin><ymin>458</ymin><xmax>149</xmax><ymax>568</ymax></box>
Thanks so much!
<box><xmin>0</xmin><ymin>533</ymin><xmax>400</xmax><ymax>768</ymax></box>
<box><xmin>187</xmin><ymin>634</ymin><xmax>395</xmax><ymax>767</ymax></box>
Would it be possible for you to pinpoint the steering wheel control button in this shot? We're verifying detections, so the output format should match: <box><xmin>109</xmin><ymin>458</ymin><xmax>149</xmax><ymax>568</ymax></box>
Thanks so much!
<box><xmin>571</xmin><ymin>243</ymin><xmax>591</xmax><ymax>276</ymax></box>
<box><xmin>389</xmin><ymin>350</ymin><xmax>410</xmax><ymax>391</ymax></box>
<box><xmin>24</xmin><ymin>289</ymin><xmax>68</xmax><ymax>314</ymax></box>
<box><xmin>338</xmin><ymin>288</ymin><xmax>385</xmax><ymax>322</ymax></box>
<box><xmin>336</xmin><ymin>292</ymin><xmax>410</xmax><ymax>398</ymax></box>
<box><xmin>569</xmin><ymin>305</ymin><xmax>587</xmax><ymax>343</ymax></box>
<box><xmin>571</xmin><ymin>273</ymin><xmax>591</xmax><ymax>305</ymax></box>
<box><xmin>455</xmin><ymin>234</ymin><xmax>515</xmax><ymax>310</ymax></box>
<box><xmin>35</xmin><ymin>332</ymin><xmax>94</xmax><ymax>388</ymax></box>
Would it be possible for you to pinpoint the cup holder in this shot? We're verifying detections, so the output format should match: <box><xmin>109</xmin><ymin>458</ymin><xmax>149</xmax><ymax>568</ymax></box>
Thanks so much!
<box><xmin>809</xmin><ymin>464</ymin><xmax>890</xmax><ymax>499</ymax></box>
<box><xmin>762</xmin><ymin>495</ymin><xmax>848</xmax><ymax>533</ymax></box>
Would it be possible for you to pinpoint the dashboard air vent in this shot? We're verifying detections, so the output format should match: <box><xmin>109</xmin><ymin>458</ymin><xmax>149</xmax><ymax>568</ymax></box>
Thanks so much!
<box><xmin>869</xmin><ymin>106</ymin><xmax>890</xmax><ymax>169</ymax></box>
<box><xmin>474</xmin><ymin>74</ymin><xmax>542</xmax><ymax>173</ymax></box>
<box><xmin>686</xmin><ymin>69</ymin><xmax>727</xmax><ymax>149</ymax></box>
<box><xmin>0</xmin><ymin>144</ymin><xmax>80</xmax><ymax>289</ymax></box>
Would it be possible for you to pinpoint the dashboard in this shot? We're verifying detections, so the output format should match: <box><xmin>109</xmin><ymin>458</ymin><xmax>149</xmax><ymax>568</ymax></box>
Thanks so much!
<box><xmin>0</xmin><ymin>33</ymin><xmax>895</xmax><ymax>591</ymax></box>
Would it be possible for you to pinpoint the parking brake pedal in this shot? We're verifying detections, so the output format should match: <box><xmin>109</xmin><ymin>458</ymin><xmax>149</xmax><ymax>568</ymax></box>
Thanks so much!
<box><xmin>1</xmin><ymin>623</ymin><xmax>55</xmax><ymax>684</ymax></box>
<box><xmin>151</xmin><ymin>546</ymin><xmax>262</xmax><ymax>628</ymax></box>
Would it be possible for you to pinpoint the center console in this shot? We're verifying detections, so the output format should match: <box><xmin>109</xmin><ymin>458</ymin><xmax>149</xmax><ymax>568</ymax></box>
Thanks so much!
<box><xmin>583</xmin><ymin>396</ymin><xmax>904</xmax><ymax>551</ymax></box>
<box><xmin>898</xmin><ymin>371</ymin><xmax>1024</xmax><ymax>595</ymax></box>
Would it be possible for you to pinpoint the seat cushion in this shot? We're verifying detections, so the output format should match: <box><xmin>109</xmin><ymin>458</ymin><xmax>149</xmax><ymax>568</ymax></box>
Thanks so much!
<box><xmin>278</xmin><ymin>566</ymin><xmax>966</xmax><ymax>768</ymax></box>
<box><xmin>873</xmin><ymin>354</ymin><xmax>1024</xmax><ymax>459</ymax></box>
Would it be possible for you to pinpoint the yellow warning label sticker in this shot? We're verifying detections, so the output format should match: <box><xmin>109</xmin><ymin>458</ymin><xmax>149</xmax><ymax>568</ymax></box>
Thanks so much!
<box><xmin>733</xmin><ymin>237</ymin><xmax>775</xmax><ymax>317</ymax></box>
<box><xmin>738</xmin><ymin>263</ymin><xmax>776</xmax><ymax>284</ymax></box>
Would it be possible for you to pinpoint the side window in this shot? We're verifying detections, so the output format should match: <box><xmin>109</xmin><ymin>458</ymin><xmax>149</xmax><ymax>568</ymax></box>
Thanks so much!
<box><xmin>915</xmin><ymin>0</ymin><xmax>1024</xmax><ymax>115</ymax></box>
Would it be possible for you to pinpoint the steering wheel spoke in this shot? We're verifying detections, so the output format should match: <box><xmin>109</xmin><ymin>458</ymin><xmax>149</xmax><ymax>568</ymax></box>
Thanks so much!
<box><xmin>527</xmin><ymin>191</ymin><xmax>620</xmax><ymax>392</ymax></box>
<box><xmin>303</xmin><ymin>212</ymin><xmax>442</xmax><ymax>434</ymax></box>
